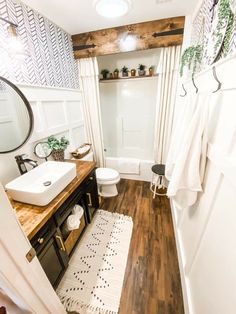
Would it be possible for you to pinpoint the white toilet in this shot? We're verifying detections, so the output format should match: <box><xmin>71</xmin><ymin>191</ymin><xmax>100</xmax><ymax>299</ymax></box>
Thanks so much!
<box><xmin>80</xmin><ymin>152</ymin><xmax>120</xmax><ymax>197</ymax></box>
<box><xmin>95</xmin><ymin>167</ymin><xmax>120</xmax><ymax>197</ymax></box>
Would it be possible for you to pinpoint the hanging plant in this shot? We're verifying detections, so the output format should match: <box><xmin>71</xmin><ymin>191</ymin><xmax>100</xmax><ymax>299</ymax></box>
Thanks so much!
<box><xmin>214</xmin><ymin>0</ymin><xmax>235</xmax><ymax>54</ymax></box>
<box><xmin>180</xmin><ymin>45</ymin><xmax>203</xmax><ymax>77</ymax></box>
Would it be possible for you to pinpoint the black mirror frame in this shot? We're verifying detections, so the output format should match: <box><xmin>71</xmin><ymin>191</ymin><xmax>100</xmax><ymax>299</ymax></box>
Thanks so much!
<box><xmin>0</xmin><ymin>76</ymin><xmax>34</xmax><ymax>154</ymax></box>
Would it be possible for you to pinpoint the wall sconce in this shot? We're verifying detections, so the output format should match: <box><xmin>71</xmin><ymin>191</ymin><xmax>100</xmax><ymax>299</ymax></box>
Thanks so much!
<box><xmin>0</xmin><ymin>16</ymin><xmax>25</xmax><ymax>59</ymax></box>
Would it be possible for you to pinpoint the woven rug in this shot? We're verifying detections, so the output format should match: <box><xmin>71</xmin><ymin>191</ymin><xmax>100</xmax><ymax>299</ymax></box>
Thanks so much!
<box><xmin>57</xmin><ymin>209</ymin><xmax>133</xmax><ymax>314</ymax></box>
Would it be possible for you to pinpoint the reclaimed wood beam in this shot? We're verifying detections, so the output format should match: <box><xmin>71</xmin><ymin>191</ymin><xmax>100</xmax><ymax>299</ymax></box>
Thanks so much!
<box><xmin>72</xmin><ymin>16</ymin><xmax>185</xmax><ymax>59</ymax></box>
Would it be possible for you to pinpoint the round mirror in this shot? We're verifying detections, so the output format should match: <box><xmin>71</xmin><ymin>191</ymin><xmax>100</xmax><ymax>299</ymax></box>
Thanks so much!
<box><xmin>34</xmin><ymin>142</ymin><xmax>52</xmax><ymax>160</ymax></box>
<box><xmin>0</xmin><ymin>76</ymin><xmax>33</xmax><ymax>153</ymax></box>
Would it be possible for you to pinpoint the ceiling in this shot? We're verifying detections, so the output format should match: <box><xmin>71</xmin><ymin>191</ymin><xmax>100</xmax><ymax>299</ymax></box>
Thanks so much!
<box><xmin>20</xmin><ymin>0</ymin><xmax>197</xmax><ymax>35</ymax></box>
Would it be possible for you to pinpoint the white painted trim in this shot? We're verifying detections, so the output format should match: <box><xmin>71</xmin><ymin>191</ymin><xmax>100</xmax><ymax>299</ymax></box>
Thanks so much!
<box><xmin>170</xmin><ymin>199</ymin><xmax>194</xmax><ymax>314</ymax></box>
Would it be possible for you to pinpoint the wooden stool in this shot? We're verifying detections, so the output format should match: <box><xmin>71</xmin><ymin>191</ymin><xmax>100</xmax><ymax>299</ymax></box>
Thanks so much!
<box><xmin>150</xmin><ymin>164</ymin><xmax>166</xmax><ymax>198</ymax></box>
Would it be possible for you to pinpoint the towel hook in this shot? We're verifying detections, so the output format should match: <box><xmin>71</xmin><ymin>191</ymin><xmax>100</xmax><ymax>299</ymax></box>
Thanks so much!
<box><xmin>180</xmin><ymin>83</ymin><xmax>187</xmax><ymax>97</ymax></box>
<box><xmin>212</xmin><ymin>66</ymin><xmax>221</xmax><ymax>93</ymax></box>
<box><xmin>192</xmin><ymin>75</ymin><xmax>198</xmax><ymax>94</ymax></box>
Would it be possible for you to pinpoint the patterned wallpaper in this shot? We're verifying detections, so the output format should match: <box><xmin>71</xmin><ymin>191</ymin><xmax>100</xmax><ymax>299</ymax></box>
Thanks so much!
<box><xmin>191</xmin><ymin>0</ymin><xmax>236</xmax><ymax>72</ymax></box>
<box><xmin>0</xmin><ymin>0</ymin><xmax>79</xmax><ymax>89</ymax></box>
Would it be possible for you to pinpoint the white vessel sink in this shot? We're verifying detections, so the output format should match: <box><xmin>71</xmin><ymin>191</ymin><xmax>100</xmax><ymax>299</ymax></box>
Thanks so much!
<box><xmin>5</xmin><ymin>161</ymin><xmax>76</xmax><ymax>206</ymax></box>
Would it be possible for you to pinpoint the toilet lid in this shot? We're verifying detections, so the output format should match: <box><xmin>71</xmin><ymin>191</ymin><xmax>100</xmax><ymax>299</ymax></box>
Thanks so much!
<box><xmin>96</xmin><ymin>168</ymin><xmax>120</xmax><ymax>182</ymax></box>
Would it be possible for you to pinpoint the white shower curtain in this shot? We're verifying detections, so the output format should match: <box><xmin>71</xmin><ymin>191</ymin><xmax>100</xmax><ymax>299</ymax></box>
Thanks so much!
<box><xmin>77</xmin><ymin>57</ymin><xmax>105</xmax><ymax>167</ymax></box>
<box><xmin>154</xmin><ymin>45</ymin><xmax>182</xmax><ymax>164</ymax></box>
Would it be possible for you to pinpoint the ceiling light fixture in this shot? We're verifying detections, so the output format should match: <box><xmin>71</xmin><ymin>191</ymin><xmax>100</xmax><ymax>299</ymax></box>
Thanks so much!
<box><xmin>94</xmin><ymin>0</ymin><xmax>132</xmax><ymax>18</ymax></box>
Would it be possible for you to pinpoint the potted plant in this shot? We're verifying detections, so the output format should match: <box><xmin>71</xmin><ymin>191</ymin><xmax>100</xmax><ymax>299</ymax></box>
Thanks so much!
<box><xmin>113</xmin><ymin>68</ymin><xmax>119</xmax><ymax>79</ymax></box>
<box><xmin>131</xmin><ymin>69</ymin><xmax>136</xmax><ymax>77</ymax></box>
<box><xmin>101</xmin><ymin>69</ymin><xmax>109</xmax><ymax>79</ymax></box>
<box><xmin>138</xmin><ymin>64</ymin><xmax>146</xmax><ymax>76</ymax></box>
<box><xmin>121</xmin><ymin>66</ymin><xmax>129</xmax><ymax>77</ymax></box>
<box><xmin>47</xmin><ymin>135</ymin><xmax>70</xmax><ymax>161</ymax></box>
<box><xmin>149</xmin><ymin>66</ymin><xmax>154</xmax><ymax>76</ymax></box>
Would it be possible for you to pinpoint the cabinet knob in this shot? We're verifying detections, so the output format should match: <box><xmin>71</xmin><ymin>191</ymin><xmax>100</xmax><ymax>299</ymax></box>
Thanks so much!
<box><xmin>37</xmin><ymin>237</ymin><xmax>44</xmax><ymax>244</ymax></box>
<box><xmin>89</xmin><ymin>176</ymin><xmax>93</xmax><ymax>181</ymax></box>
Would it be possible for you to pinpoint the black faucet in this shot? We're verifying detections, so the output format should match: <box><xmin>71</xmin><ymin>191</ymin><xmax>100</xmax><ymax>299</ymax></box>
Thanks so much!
<box><xmin>15</xmin><ymin>154</ymin><xmax>38</xmax><ymax>175</ymax></box>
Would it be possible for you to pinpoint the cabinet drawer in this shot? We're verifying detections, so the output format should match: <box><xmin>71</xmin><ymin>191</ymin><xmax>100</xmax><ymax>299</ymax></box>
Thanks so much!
<box><xmin>83</xmin><ymin>171</ymin><xmax>96</xmax><ymax>189</ymax></box>
<box><xmin>64</xmin><ymin>215</ymin><xmax>86</xmax><ymax>255</ymax></box>
<box><xmin>31</xmin><ymin>218</ymin><xmax>56</xmax><ymax>254</ymax></box>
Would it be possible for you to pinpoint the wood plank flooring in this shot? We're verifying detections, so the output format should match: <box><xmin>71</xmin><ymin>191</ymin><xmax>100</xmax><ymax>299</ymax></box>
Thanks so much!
<box><xmin>100</xmin><ymin>179</ymin><xmax>184</xmax><ymax>314</ymax></box>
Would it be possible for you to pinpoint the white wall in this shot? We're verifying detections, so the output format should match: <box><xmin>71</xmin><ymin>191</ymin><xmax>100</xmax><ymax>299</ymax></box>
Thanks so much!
<box><xmin>170</xmin><ymin>9</ymin><xmax>236</xmax><ymax>314</ymax></box>
<box><xmin>98</xmin><ymin>48</ymin><xmax>161</xmax><ymax>76</ymax></box>
<box><xmin>0</xmin><ymin>84</ymin><xmax>85</xmax><ymax>186</ymax></box>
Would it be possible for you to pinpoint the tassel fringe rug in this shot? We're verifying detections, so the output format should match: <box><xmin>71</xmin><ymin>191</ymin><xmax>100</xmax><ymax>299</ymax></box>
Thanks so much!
<box><xmin>57</xmin><ymin>210</ymin><xmax>133</xmax><ymax>314</ymax></box>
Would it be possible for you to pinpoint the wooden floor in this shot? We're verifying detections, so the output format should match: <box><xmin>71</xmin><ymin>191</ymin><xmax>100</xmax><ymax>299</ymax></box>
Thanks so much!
<box><xmin>100</xmin><ymin>179</ymin><xmax>184</xmax><ymax>314</ymax></box>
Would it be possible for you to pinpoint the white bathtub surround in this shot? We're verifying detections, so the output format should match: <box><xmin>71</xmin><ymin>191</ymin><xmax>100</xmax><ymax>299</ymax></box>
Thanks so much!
<box><xmin>106</xmin><ymin>157</ymin><xmax>154</xmax><ymax>182</ymax></box>
<box><xmin>78</xmin><ymin>57</ymin><xmax>105</xmax><ymax>167</ymax></box>
<box><xmin>118</xmin><ymin>157</ymin><xmax>140</xmax><ymax>174</ymax></box>
<box><xmin>166</xmin><ymin>92</ymin><xmax>211</xmax><ymax>208</ymax></box>
<box><xmin>154</xmin><ymin>45</ymin><xmax>182</xmax><ymax>164</ymax></box>
<box><xmin>57</xmin><ymin>210</ymin><xmax>133</xmax><ymax>314</ymax></box>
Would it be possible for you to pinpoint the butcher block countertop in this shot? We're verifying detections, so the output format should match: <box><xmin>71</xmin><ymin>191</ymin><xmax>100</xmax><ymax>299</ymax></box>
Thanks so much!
<box><xmin>9</xmin><ymin>160</ymin><xmax>96</xmax><ymax>241</ymax></box>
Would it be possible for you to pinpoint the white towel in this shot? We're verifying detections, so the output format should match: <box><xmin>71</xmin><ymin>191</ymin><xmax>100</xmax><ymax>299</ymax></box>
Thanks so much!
<box><xmin>118</xmin><ymin>158</ymin><xmax>140</xmax><ymax>174</ymax></box>
<box><xmin>166</xmin><ymin>92</ymin><xmax>211</xmax><ymax>208</ymax></box>
<box><xmin>72</xmin><ymin>204</ymin><xmax>84</xmax><ymax>219</ymax></box>
<box><xmin>66</xmin><ymin>205</ymin><xmax>84</xmax><ymax>231</ymax></box>
<box><xmin>66</xmin><ymin>215</ymin><xmax>81</xmax><ymax>231</ymax></box>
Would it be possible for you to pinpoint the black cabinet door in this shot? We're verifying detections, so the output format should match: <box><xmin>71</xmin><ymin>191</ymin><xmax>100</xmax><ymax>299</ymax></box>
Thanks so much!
<box><xmin>84</xmin><ymin>172</ymin><xmax>99</xmax><ymax>223</ymax></box>
<box><xmin>38</xmin><ymin>231</ymin><xmax>68</xmax><ymax>288</ymax></box>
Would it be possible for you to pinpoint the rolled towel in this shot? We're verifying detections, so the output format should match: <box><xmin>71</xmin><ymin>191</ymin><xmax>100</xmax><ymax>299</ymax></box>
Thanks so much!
<box><xmin>66</xmin><ymin>214</ymin><xmax>81</xmax><ymax>231</ymax></box>
<box><xmin>72</xmin><ymin>204</ymin><xmax>84</xmax><ymax>219</ymax></box>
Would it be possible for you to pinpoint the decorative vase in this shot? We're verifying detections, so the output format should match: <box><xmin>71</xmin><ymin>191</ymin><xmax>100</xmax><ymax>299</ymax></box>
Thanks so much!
<box><xmin>131</xmin><ymin>69</ymin><xmax>136</xmax><ymax>77</ymax></box>
<box><xmin>52</xmin><ymin>149</ymin><xmax>65</xmax><ymax>161</ymax></box>
<box><xmin>138</xmin><ymin>70</ymin><xmax>146</xmax><ymax>76</ymax></box>
<box><xmin>149</xmin><ymin>68</ymin><xmax>154</xmax><ymax>76</ymax></box>
<box><xmin>109</xmin><ymin>73</ymin><xmax>113</xmax><ymax>79</ymax></box>
<box><xmin>114</xmin><ymin>71</ymin><xmax>119</xmax><ymax>79</ymax></box>
<box><xmin>122</xmin><ymin>72</ymin><xmax>128</xmax><ymax>77</ymax></box>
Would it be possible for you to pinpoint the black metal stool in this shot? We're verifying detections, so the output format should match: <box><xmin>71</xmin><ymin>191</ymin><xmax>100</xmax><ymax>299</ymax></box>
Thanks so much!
<box><xmin>150</xmin><ymin>164</ymin><xmax>166</xmax><ymax>198</ymax></box>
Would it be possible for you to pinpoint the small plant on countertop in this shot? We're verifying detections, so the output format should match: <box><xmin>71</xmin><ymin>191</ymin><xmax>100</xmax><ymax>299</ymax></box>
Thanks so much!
<box><xmin>101</xmin><ymin>69</ymin><xmax>110</xmax><ymax>79</ymax></box>
<box><xmin>138</xmin><ymin>64</ymin><xmax>146</xmax><ymax>76</ymax></box>
<box><xmin>180</xmin><ymin>45</ymin><xmax>203</xmax><ymax>77</ymax></box>
<box><xmin>47</xmin><ymin>135</ymin><xmax>70</xmax><ymax>161</ymax></box>
<box><xmin>121</xmin><ymin>66</ymin><xmax>129</xmax><ymax>77</ymax></box>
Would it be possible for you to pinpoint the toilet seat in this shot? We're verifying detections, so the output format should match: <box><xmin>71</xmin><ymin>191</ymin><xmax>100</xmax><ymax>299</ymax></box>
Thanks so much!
<box><xmin>96</xmin><ymin>168</ymin><xmax>120</xmax><ymax>183</ymax></box>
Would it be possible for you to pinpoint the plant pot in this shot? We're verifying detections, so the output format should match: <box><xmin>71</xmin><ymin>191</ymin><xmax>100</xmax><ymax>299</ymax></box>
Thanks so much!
<box><xmin>109</xmin><ymin>73</ymin><xmax>113</xmax><ymax>79</ymax></box>
<box><xmin>113</xmin><ymin>72</ymin><xmax>119</xmax><ymax>79</ymax></box>
<box><xmin>149</xmin><ymin>68</ymin><xmax>154</xmax><ymax>76</ymax></box>
<box><xmin>102</xmin><ymin>74</ymin><xmax>108</xmax><ymax>79</ymax></box>
<box><xmin>138</xmin><ymin>70</ymin><xmax>146</xmax><ymax>76</ymax></box>
<box><xmin>52</xmin><ymin>149</ymin><xmax>65</xmax><ymax>161</ymax></box>
<box><xmin>131</xmin><ymin>69</ymin><xmax>136</xmax><ymax>77</ymax></box>
<box><xmin>122</xmin><ymin>72</ymin><xmax>128</xmax><ymax>77</ymax></box>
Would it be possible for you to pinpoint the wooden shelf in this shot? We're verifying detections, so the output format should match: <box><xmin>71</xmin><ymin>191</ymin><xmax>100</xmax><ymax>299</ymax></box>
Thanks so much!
<box><xmin>99</xmin><ymin>74</ymin><xmax>158</xmax><ymax>82</ymax></box>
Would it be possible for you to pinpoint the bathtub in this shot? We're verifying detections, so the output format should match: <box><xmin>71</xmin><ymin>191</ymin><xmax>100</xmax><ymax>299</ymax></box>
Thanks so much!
<box><xmin>105</xmin><ymin>157</ymin><xmax>154</xmax><ymax>182</ymax></box>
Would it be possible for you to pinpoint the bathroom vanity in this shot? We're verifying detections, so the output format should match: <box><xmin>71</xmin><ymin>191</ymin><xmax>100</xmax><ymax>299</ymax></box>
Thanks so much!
<box><xmin>10</xmin><ymin>160</ymin><xmax>99</xmax><ymax>288</ymax></box>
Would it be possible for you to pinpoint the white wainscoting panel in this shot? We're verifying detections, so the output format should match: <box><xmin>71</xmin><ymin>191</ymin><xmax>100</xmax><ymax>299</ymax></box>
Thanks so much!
<box><xmin>170</xmin><ymin>54</ymin><xmax>236</xmax><ymax>314</ymax></box>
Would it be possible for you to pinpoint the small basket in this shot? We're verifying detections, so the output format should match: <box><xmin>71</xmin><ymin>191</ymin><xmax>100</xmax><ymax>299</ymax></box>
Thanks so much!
<box><xmin>71</xmin><ymin>143</ymin><xmax>91</xmax><ymax>159</ymax></box>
